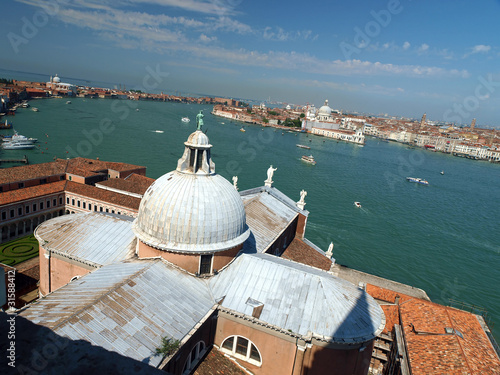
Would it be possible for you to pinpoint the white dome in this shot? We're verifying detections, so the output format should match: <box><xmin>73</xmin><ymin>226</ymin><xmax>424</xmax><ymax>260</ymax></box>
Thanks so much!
<box><xmin>133</xmin><ymin>130</ymin><xmax>250</xmax><ymax>253</ymax></box>
<box><xmin>318</xmin><ymin>99</ymin><xmax>332</xmax><ymax>115</ymax></box>
<box><xmin>53</xmin><ymin>75</ymin><xmax>61</xmax><ymax>83</ymax></box>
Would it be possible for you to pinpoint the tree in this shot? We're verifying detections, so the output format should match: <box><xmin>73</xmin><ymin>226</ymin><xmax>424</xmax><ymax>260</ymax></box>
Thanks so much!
<box><xmin>300</xmin><ymin>113</ymin><xmax>305</xmax><ymax>118</ymax></box>
<box><xmin>247</xmin><ymin>108</ymin><xmax>252</xmax><ymax>114</ymax></box>
<box><xmin>155</xmin><ymin>337</ymin><xmax>180</xmax><ymax>357</ymax></box>
<box><xmin>268</xmin><ymin>110</ymin><xmax>278</xmax><ymax>116</ymax></box>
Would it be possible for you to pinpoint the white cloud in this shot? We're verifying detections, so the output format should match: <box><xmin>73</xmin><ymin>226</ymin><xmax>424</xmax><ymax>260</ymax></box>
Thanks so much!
<box><xmin>471</xmin><ymin>44</ymin><xmax>491</xmax><ymax>53</ymax></box>
<box><xmin>418</xmin><ymin>43</ymin><xmax>429</xmax><ymax>53</ymax></box>
<box><xmin>403</xmin><ymin>41</ymin><xmax>410</xmax><ymax>50</ymax></box>
<box><xmin>199</xmin><ymin>33</ymin><xmax>217</xmax><ymax>43</ymax></box>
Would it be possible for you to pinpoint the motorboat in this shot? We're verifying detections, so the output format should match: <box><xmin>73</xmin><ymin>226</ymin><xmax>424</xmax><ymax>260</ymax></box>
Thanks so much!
<box><xmin>2</xmin><ymin>131</ymin><xmax>37</xmax><ymax>143</ymax></box>
<box><xmin>354</xmin><ymin>202</ymin><xmax>362</xmax><ymax>208</ymax></box>
<box><xmin>406</xmin><ymin>177</ymin><xmax>429</xmax><ymax>185</ymax></box>
<box><xmin>440</xmin><ymin>171</ymin><xmax>444</xmax><ymax>175</ymax></box>
<box><xmin>296</xmin><ymin>144</ymin><xmax>310</xmax><ymax>149</ymax></box>
<box><xmin>66</xmin><ymin>101</ymin><xmax>72</xmax><ymax>104</ymax></box>
<box><xmin>32</xmin><ymin>107</ymin><xmax>39</xmax><ymax>112</ymax></box>
<box><xmin>301</xmin><ymin>155</ymin><xmax>316</xmax><ymax>165</ymax></box>
<box><xmin>0</xmin><ymin>119</ymin><xmax>12</xmax><ymax>129</ymax></box>
<box><xmin>2</xmin><ymin>141</ymin><xmax>36</xmax><ymax>150</ymax></box>
<box><xmin>240</xmin><ymin>128</ymin><xmax>246</xmax><ymax>132</ymax></box>
<box><xmin>181</xmin><ymin>117</ymin><xmax>190</xmax><ymax>123</ymax></box>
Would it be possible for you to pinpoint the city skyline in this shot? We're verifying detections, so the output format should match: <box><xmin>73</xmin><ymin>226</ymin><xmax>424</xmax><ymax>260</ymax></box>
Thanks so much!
<box><xmin>2</xmin><ymin>0</ymin><xmax>500</xmax><ymax>126</ymax></box>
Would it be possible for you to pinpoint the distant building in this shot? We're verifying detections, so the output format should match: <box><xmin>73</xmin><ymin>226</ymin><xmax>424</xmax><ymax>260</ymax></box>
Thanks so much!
<box><xmin>46</xmin><ymin>74</ymin><xmax>77</xmax><ymax>96</ymax></box>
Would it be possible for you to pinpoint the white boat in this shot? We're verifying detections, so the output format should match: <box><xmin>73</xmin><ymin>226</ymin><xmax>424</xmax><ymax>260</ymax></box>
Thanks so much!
<box><xmin>354</xmin><ymin>202</ymin><xmax>362</xmax><ymax>208</ymax></box>
<box><xmin>296</xmin><ymin>144</ymin><xmax>311</xmax><ymax>149</ymax></box>
<box><xmin>440</xmin><ymin>171</ymin><xmax>444</xmax><ymax>175</ymax></box>
<box><xmin>301</xmin><ymin>155</ymin><xmax>316</xmax><ymax>165</ymax></box>
<box><xmin>2</xmin><ymin>141</ymin><xmax>36</xmax><ymax>150</ymax></box>
<box><xmin>32</xmin><ymin>107</ymin><xmax>39</xmax><ymax>112</ymax></box>
<box><xmin>66</xmin><ymin>101</ymin><xmax>71</xmax><ymax>104</ymax></box>
<box><xmin>181</xmin><ymin>117</ymin><xmax>190</xmax><ymax>123</ymax></box>
<box><xmin>240</xmin><ymin>127</ymin><xmax>246</xmax><ymax>132</ymax></box>
<box><xmin>2</xmin><ymin>132</ymin><xmax>37</xmax><ymax>143</ymax></box>
<box><xmin>406</xmin><ymin>177</ymin><xmax>429</xmax><ymax>185</ymax></box>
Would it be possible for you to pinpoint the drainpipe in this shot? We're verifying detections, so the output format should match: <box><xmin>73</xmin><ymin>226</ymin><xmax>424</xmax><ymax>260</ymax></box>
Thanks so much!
<box><xmin>44</xmin><ymin>246</ymin><xmax>51</xmax><ymax>294</ymax></box>
<box><xmin>292</xmin><ymin>337</ymin><xmax>310</xmax><ymax>375</ymax></box>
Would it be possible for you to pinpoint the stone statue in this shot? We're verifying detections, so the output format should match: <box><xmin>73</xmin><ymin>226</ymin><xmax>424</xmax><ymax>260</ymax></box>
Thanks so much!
<box><xmin>296</xmin><ymin>189</ymin><xmax>307</xmax><ymax>210</ymax></box>
<box><xmin>326</xmin><ymin>242</ymin><xmax>334</xmax><ymax>259</ymax></box>
<box><xmin>232</xmin><ymin>176</ymin><xmax>238</xmax><ymax>190</ymax></box>
<box><xmin>196</xmin><ymin>110</ymin><xmax>204</xmax><ymax>130</ymax></box>
<box><xmin>266</xmin><ymin>165</ymin><xmax>277</xmax><ymax>182</ymax></box>
<box><xmin>299</xmin><ymin>189</ymin><xmax>307</xmax><ymax>203</ymax></box>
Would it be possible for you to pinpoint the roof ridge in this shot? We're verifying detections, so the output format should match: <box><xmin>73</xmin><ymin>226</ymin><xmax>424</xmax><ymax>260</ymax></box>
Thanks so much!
<box><xmin>49</xmin><ymin>259</ymin><xmax>158</xmax><ymax>331</ymax></box>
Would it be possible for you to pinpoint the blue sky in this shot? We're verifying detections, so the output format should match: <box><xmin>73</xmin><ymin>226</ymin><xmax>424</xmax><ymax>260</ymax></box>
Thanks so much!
<box><xmin>2</xmin><ymin>0</ymin><xmax>500</xmax><ymax>126</ymax></box>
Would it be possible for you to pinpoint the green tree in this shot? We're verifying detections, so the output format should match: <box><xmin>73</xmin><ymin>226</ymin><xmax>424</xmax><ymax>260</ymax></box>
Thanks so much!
<box><xmin>268</xmin><ymin>110</ymin><xmax>278</xmax><ymax>116</ymax></box>
<box><xmin>155</xmin><ymin>337</ymin><xmax>180</xmax><ymax>357</ymax></box>
<box><xmin>300</xmin><ymin>113</ymin><xmax>305</xmax><ymax>118</ymax></box>
<box><xmin>247</xmin><ymin>108</ymin><xmax>252</xmax><ymax>114</ymax></box>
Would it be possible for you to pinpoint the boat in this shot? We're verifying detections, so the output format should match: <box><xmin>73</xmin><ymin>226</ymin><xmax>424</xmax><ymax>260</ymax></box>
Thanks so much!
<box><xmin>21</xmin><ymin>102</ymin><xmax>30</xmax><ymax>108</ymax></box>
<box><xmin>296</xmin><ymin>144</ymin><xmax>311</xmax><ymax>149</ymax></box>
<box><xmin>181</xmin><ymin>117</ymin><xmax>190</xmax><ymax>123</ymax></box>
<box><xmin>406</xmin><ymin>177</ymin><xmax>429</xmax><ymax>185</ymax></box>
<box><xmin>240</xmin><ymin>128</ymin><xmax>246</xmax><ymax>132</ymax></box>
<box><xmin>32</xmin><ymin>107</ymin><xmax>39</xmax><ymax>112</ymax></box>
<box><xmin>2</xmin><ymin>131</ymin><xmax>37</xmax><ymax>143</ymax></box>
<box><xmin>440</xmin><ymin>171</ymin><xmax>444</xmax><ymax>175</ymax></box>
<box><xmin>2</xmin><ymin>141</ymin><xmax>36</xmax><ymax>150</ymax></box>
<box><xmin>66</xmin><ymin>101</ymin><xmax>71</xmax><ymax>104</ymax></box>
<box><xmin>354</xmin><ymin>202</ymin><xmax>362</xmax><ymax>208</ymax></box>
<box><xmin>301</xmin><ymin>155</ymin><xmax>316</xmax><ymax>165</ymax></box>
<box><xmin>0</xmin><ymin>119</ymin><xmax>12</xmax><ymax>129</ymax></box>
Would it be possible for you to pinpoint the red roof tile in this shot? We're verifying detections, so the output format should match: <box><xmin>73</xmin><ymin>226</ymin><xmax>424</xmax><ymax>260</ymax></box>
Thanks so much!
<box><xmin>281</xmin><ymin>237</ymin><xmax>332</xmax><ymax>271</ymax></box>
<box><xmin>193</xmin><ymin>347</ymin><xmax>247</xmax><ymax>375</ymax></box>
<box><xmin>0</xmin><ymin>180</ymin><xmax>66</xmax><ymax>205</ymax></box>
<box><xmin>0</xmin><ymin>160</ymin><xmax>67</xmax><ymax>185</ymax></box>
<box><xmin>97</xmin><ymin>173</ymin><xmax>154</xmax><ymax>195</ymax></box>
<box><xmin>66</xmin><ymin>181</ymin><xmax>141</xmax><ymax>210</ymax></box>
<box><xmin>366</xmin><ymin>284</ymin><xmax>414</xmax><ymax>304</ymax></box>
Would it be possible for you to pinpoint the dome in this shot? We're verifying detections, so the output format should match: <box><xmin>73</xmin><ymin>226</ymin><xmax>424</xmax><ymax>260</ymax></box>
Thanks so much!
<box><xmin>133</xmin><ymin>130</ymin><xmax>250</xmax><ymax>253</ymax></box>
<box><xmin>53</xmin><ymin>74</ymin><xmax>61</xmax><ymax>83</ymax></box>
<box><xmin>318</xmin><ymin>99</ymin><xmax>332</xmax><ymax>115</ymax></box>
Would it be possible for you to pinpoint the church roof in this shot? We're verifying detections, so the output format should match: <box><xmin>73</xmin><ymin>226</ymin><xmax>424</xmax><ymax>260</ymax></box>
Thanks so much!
<box><xmin>20</xmin><ymin>259</ymin><xmax>215</xmax><ymax>368</ymax></box>
<box><xmin>34</xmin><ymin>212</ymin><xmax>136</xmax><ymax>267</ymax></box>
<box><xmin>210</xmin><ymin>253</ymin><xmax>385</xmax><ymax>344</ymax></box>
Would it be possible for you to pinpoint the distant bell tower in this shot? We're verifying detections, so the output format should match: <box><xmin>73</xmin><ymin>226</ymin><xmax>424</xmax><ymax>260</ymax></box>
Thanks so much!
<box><xmin>470</xmin><ymin>118</ymin><xmax>476</xmax><ymax>131</ymax></box>
<box><xmin>419</xmin><ymin>113</ymin><xmax>426</xmax><ymax>130</ymax></box>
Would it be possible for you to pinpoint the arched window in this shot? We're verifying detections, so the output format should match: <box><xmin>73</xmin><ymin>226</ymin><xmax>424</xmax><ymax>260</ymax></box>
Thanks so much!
<box><xmin>182</xmin><ymin>341</ymin><xmax>206</xmax><ymax>374</ymax></box>
<box><xmin>220</xmin><ymin>336</ymin><xmax>261</xmax><ymax>366</ymax></box>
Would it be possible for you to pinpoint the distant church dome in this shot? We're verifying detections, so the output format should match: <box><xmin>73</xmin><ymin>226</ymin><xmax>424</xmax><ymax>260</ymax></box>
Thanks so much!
<box><xmin>133</xmin><ymin>129</ymin><xmax>250</xmax><ymax>254</ymax></box>
<box><xmin>318</xmin><ymin>99</ymin><xmax>332</xmax><ymax>115</ymax></box>
<box><xmin>53</xmin><ymin>74</ymin><xmax>61</xmax><ymax>83</ymax></box>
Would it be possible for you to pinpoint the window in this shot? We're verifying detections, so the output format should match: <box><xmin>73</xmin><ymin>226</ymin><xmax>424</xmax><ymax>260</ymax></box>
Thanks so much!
<box><xmin>72</xmin><ymin>199</ymin><xmax>75</xmax><ymax>206</ymax></box>
<box><xmin>18</xmin><ymin>182</ymin><xmax>24</xmax><ymax>188</ymax></box>
<box><xmin>59</xmin><ymin>197</ymin><xmax>63</xmax><ymax>205</ymax></box>
<box><xmin>66</xmin><ymin>197</ymin><xmax>70</xmax><ymax>204</ymax></box>
<box><xmin>33</xmin><ymin>203</ymin><xmax>37</xmax><ymax>212</ymax></box>
<box><xmin>199</xmin><ymin>254</ymin><xmax>212</xmax><ymax>275</ymax></box>
<box><xmin>182</xmin><ymin>341</ymin><xmax>206</xmax><ymax>375</ymax></box>
<box><xmin>40</xmin><ymin>178</ymin><xmax>47</xmax><ymax>184</ymax></box>
<box><xmin>18</xmin><ymin>207</ymin><xmax>22</xmax><ymax>216</ymax></box>
<box><xmin>83</xmin><ymin>202</ymin><xmax>86</xmax><ymax>209</ymax></box>
<box><xmin>25</xmin><ymin>206</ymin><xmax>30</xmax><ymax>214</ymax></box>
<box><xmin>100</xmin><ymin>207</ymin><xmax>103</xmax><ymax>212</ymax></box>
<box><xmin>105</xmin><ymin>208</ymin><xmax>109</xmax><ymax>213</ymax></box>
<box><xmin>69</xmin><ymin>176</ymin><xmax>72</xmax><ymax>181</ymax></box>
<box><xmin>10</xmin><ymin>209</ymin><xmax>14</xmax><ymax>218</ymax></box>
<box><xmin>77</xmin><ymin>201</ymin><xmax>80</xmax><ymax>208</ymax></box>
<box><xmin>1</xmin><ymin>212</ymin><xmax>6</xmax><ymax>220</ymax></box>
<box><xmin>47</xmin><ymin>200</ymin><xmax>51</xmax><ymax>208</ymax></box>
<box><xmin>40</xmin><ymin>202</ymin><xmax>44</xmax><ymax>209</ymax></box>
<box><xmin>220</xmin><ymin>336</ymin><xmax>261</xmax><ymax>366</ymax></box>
<box><xmin>53</xmin><ymin>199</ymin><xmax>57</xmax><ymax>206</ymax></box>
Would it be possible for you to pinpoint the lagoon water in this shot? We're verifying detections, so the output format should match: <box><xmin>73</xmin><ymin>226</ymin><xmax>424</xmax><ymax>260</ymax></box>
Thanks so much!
<box><xmin>2</xmin><ymin>97</ymin><xmax>500</xmax><ymax>340</ymax></box>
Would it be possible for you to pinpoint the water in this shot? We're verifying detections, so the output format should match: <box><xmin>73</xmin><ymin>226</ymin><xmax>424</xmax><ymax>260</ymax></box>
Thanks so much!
<box><xmin>2</xmin><ymin>98</ymin><xmax>499</xmax><ymax>340</ymax></box>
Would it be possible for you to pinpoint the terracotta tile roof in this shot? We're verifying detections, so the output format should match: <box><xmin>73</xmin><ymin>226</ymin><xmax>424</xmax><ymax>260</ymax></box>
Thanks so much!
<box><xmin>0</xmin><ymin>180</ymin><xmax>66</xmax><ymax>205</ymax></box>
<box><xmin>400</xmin><ymin>298</ymin><xmax>500</xmax><ymax>375</ymax></box>
<box><xmin>381</xmin><ymin>304</ymin><xmax>399</xmax><ymax>335</ymax></box>
<box><xmin>366</xmin><ymin>283</ymin><xmax>414</xmax><ymax>304</ymax></box>
<box><xmin>193</xmin><ymin>347</ymin><xmax>247</xmax><ymax>375</ymax></box>
<box><xmin>66</xmin><ymin>181</ymin><xmax>141</xmax><ymax>210</ymax></box>
<box><xmin>281</xmin><ymin>237</ymin><xmax>331</xmax><ymax>271</ymax></box>
<box><xmin>65</xmin><ymin>158</ymin><xmax>145</xmax><ymax>175</ymax></box>
<box><xmin>97</xmin><ymin>173</ymin><xmax>154</xmax><ymax>195</ymax></box>
<box><xmin>0</xmin><ymin>159</ymin><xmax>67</xmax><ymax>184</ymax></box>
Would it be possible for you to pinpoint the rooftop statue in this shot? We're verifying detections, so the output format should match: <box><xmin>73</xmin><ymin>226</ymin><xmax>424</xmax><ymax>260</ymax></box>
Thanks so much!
<box><xmin>196</xmin><ymin>110</ymin><xmax>204</xmax><ymax>130</ymax></box>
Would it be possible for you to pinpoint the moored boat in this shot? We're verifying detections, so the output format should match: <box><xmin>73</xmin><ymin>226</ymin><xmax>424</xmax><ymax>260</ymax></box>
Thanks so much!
<box><xmin>406</xmin><ymin>177</ymin><xmax>429</xmax><ymax>185</ymax></box>
<box><xmin>2</xmin><ymin>141</ymin><xmax>36</xmax><ymax>150</ymax></box>
<box><xmin>301</xmin><ymin>155</ymin><xmax>316</xmax><ymax>165</ymax></box>
<box><xmin>296</xmin><ymin>144</ymin><xmax>310</xmax><ymax>149</ymax></box>
<box><xmin>0</xmin><ymin>119</ymin><xmax>12</xmax><ymax>129</ymax></box>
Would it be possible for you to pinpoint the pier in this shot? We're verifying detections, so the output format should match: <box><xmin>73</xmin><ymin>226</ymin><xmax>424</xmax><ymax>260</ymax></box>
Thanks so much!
<box><xmin>0</xmin><ymin>155</ymin><xmax>29</xmax><ymax>165</ymax></box>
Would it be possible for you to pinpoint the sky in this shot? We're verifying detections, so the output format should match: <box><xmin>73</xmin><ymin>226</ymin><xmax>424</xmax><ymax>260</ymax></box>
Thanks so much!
<box><xmin>1</xmin><ymin>0</ymin><xmax>500</xmax><ymax>126</ymax></box>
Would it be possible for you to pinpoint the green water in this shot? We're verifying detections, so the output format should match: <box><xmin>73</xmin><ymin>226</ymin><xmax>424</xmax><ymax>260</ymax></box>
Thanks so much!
<box><xmin>2</xmin><ymin>97</ymin><xmax>500</xmax><ymax>339</ymax></box>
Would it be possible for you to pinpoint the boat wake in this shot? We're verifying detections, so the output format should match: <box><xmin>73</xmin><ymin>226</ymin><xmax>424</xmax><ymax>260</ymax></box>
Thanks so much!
<box><xmin>151</xmin><ymin>130</ymin><xmax>164</xmax><ymax>133</ymax></box>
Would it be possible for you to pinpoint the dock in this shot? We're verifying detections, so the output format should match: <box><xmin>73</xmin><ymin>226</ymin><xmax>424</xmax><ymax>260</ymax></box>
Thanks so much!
<box><xmin>0</xmin><ymin>155</ymin><xmax>29</xmax><ymax>165</ymax></box>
